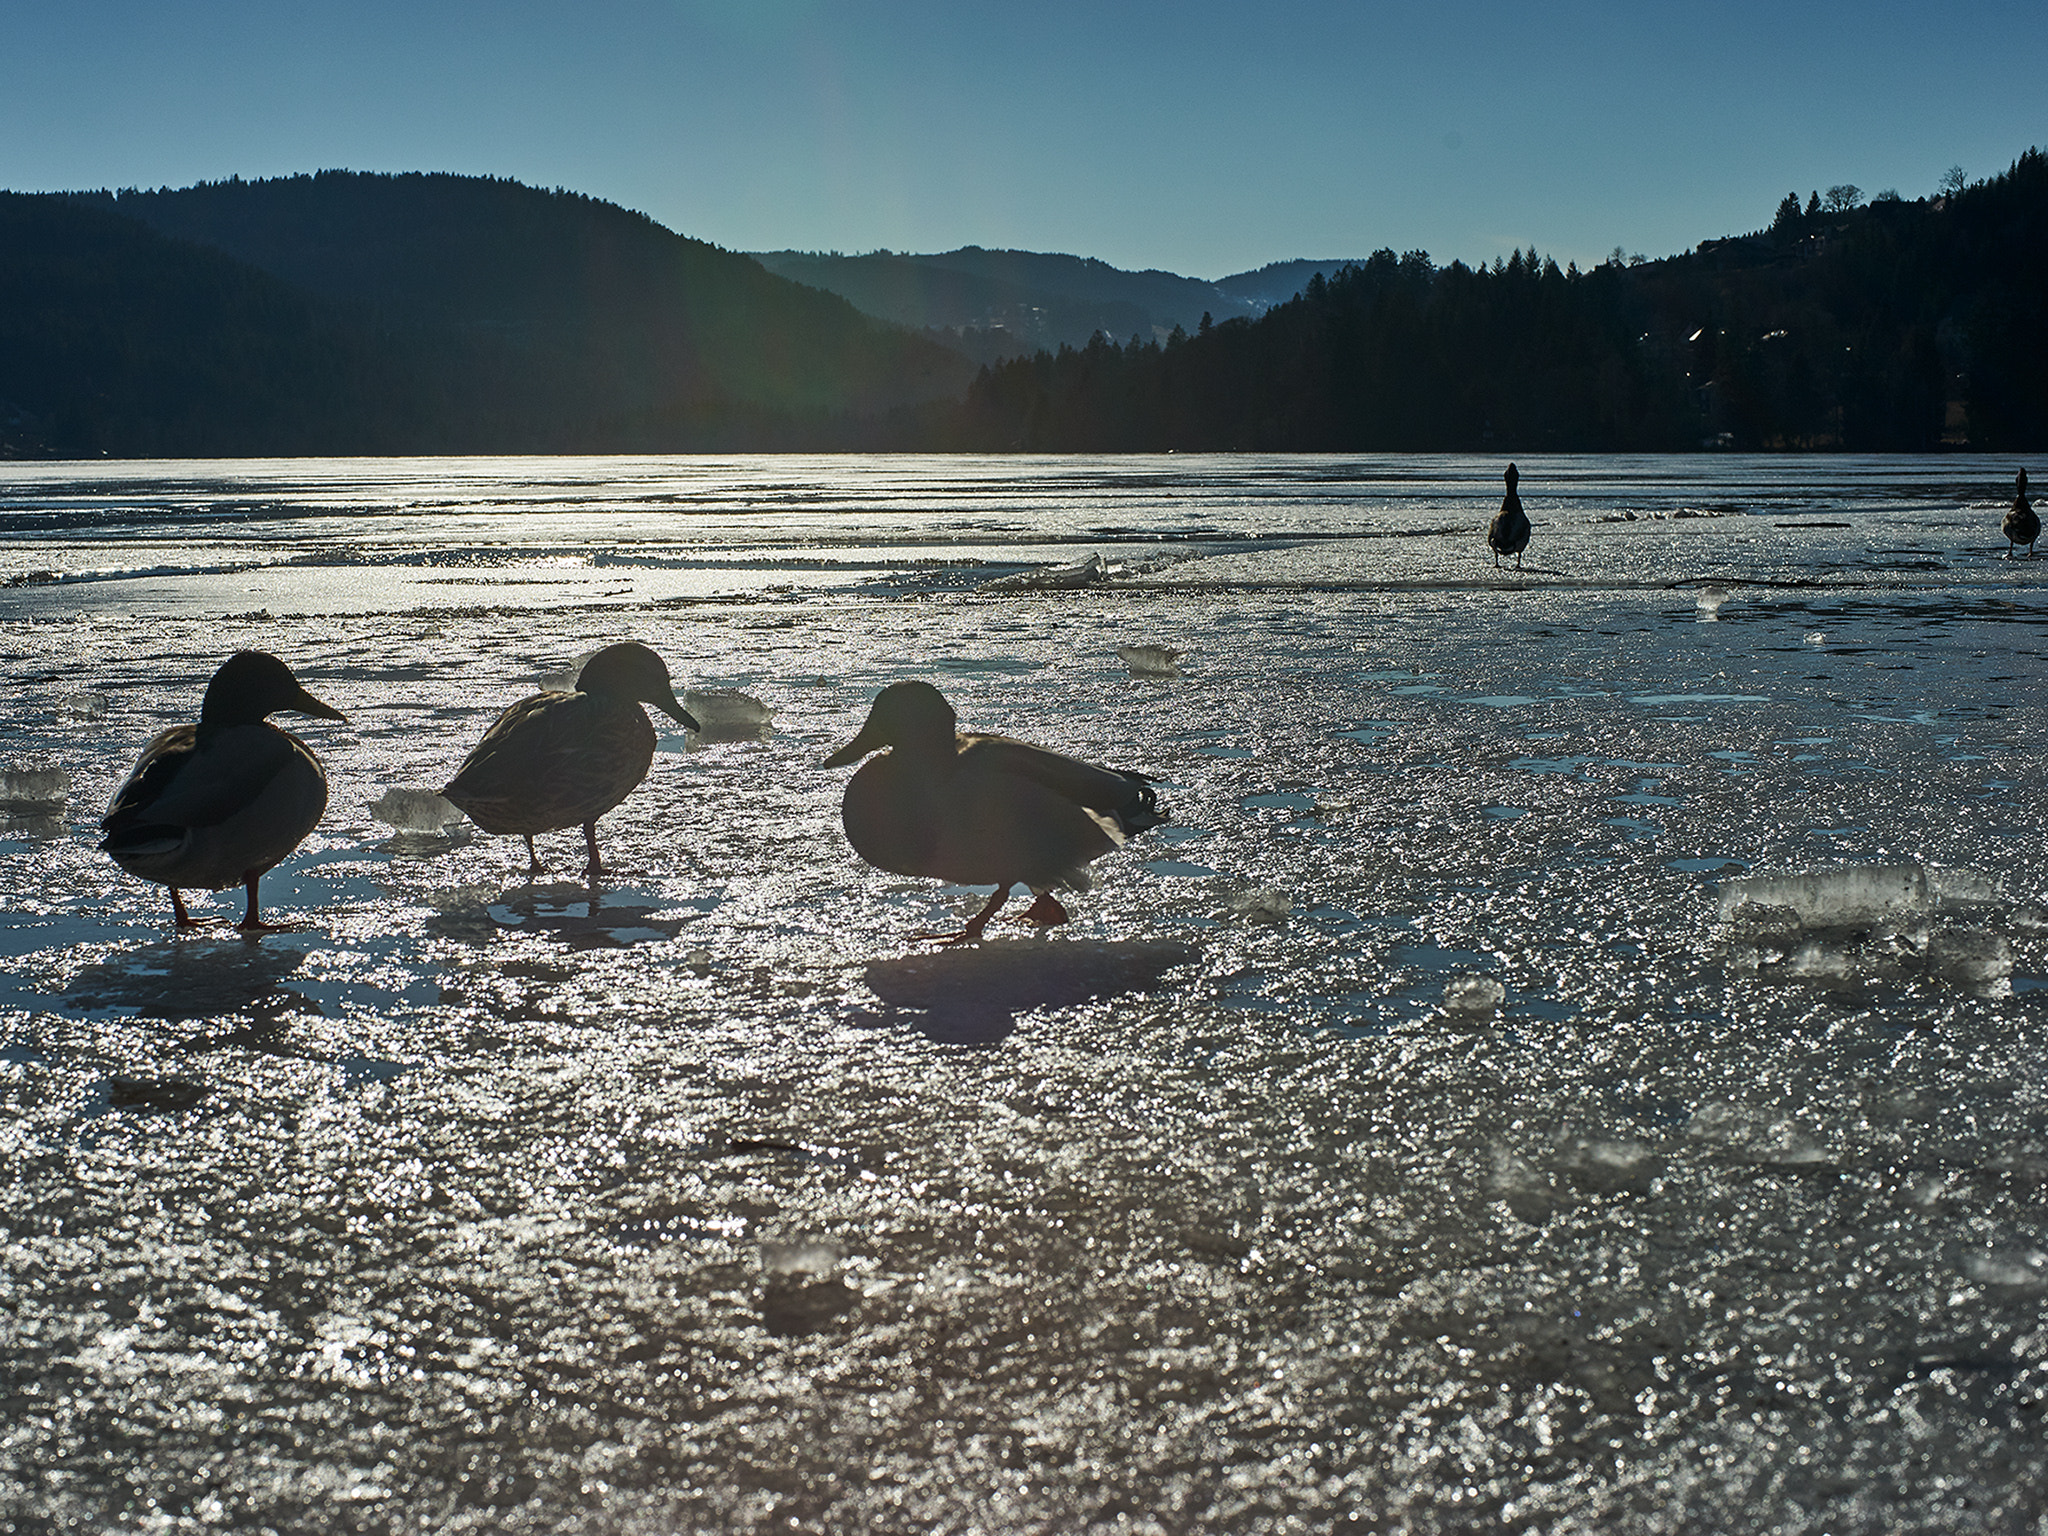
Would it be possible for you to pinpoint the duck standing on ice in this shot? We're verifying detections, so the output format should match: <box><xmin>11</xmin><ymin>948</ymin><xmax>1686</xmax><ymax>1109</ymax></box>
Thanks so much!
<box><xmin>441</xmin><ymin>642</ymin><xmax>698</xmax><ymax>879</ymax></box>
<box><xmin>2003</xmin><ymin>467</ymin><xmax>2038</xmax><ymax>558</ymax></box>
<box><xmin>101</xmin><ymin>650</ymin><xmax>348</xmax><ymax>930</ymax></box>
<box><xmin>1488</xmin><ymin>462</ymin><xmax>1531</xmax><ymax>569</ymax></box>
<box><xmin>823</xmin><ymin>680</ymin><xmax>1166</xmax><ymax>944</ymax></box>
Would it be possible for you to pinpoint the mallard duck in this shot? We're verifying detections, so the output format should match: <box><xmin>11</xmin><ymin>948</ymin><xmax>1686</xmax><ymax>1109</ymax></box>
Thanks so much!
<box><xmin>1488</xmin><ymin>462</ymin><xmax>1531</xmax><ymax>569</ymax></box>
<box><xmin>100</xmin><ymin>650</ymin><xmax>347</xmax><ymax>930</ymax></box>
<box><xmin>2003</xmin><ymin>467</ymin><xmax>2038</xmax><ymax>558</ymax></box>
<box><xmin>823</xmin><ymin>680</ymin><xmax>1166</xmax><ymax>944</ymax></box>
<box><xmin>441</xmin><ymin>642</ymin><xmax>698</xmax><ymax>879</ymax></box>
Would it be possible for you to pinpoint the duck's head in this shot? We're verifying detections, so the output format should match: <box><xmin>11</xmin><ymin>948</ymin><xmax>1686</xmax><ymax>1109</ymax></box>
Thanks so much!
<box><xmin>2021</xmin><ymin>467</ymin><xmax>2030</xmax><ymax>495</ymax></box>
<box><xmin>1505</xmin><ymin>463</ymin><xmax>1520</xmax><ymax>487</ymax></box>
<box><xmin>200</xmin><ymin>651</ymin><xmax>347</xmax><ymax>728</ymax></box>
<box><xmin>576</xmin><ymin>642</ymin><xmax>699</xmax><ymax>729</ymax></box>
<box><xmin>823</xmin><ymin>680</ymin><xmax>957</xmax><ymax>768</ymax></box>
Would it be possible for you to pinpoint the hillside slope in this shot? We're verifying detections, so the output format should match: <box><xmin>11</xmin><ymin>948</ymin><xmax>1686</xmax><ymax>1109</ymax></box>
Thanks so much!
<box><xmin>11</xmin><ymin>172</ymin><xmax>977</xmax><ymax>455</ymax></box>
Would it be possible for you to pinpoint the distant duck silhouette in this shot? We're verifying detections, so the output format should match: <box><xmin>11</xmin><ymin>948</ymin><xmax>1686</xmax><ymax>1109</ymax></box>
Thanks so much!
<box><xmin>823</xmin><ymin>680</ymin><xmax>1166</xmax><ymax>944</ymax></box>
<box><xmin>1488</xmin><ymin>462</ymin><xmax>1531</xmax><ymax>569</ymax></box>
<box><xmin>2003</xmin><ymin>467</ymin><xmax>2039</xmax><ymax>558</ymax></box>
<box><xmin>441</xmin><ymin>642</ymin><xmax>698</xmax><ymax>879</ymax></box>
<box><xmin>100</xmin><ymin>650</ymin><xmax>347</xmax><ymax>930</ymax></box>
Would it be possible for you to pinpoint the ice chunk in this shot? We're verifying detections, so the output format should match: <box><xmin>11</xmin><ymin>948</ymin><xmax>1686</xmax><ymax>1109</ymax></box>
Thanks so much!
<box><xmin>1804</xmin><ymin>631</ymin><xmax>1826</xmax><ymax>645</ymax></box>
<box><xmin>684</xmin><ymin>688</ymin><xmax>774</xmax><ymax>744</ymax></box>
<box><xmin>370</xmin><ymin>787</ymin><xmax>466</xmax><ymax>833</ymax></box>
<box><xmin>1695</xmin><ymin>587</ymin><xmax>1729</xmax><ymax>620</ymax></box>
<box><xmin>978</xmin><ymin>553</ymin><xmax>1108</xmax><ymax>592</ymax></box>
<box><xmin>759</xmin><ymin>1237</ymin><xmax>840</xmax><ymax>1277</ymax></box>
<box><xmin>54</xmin><ymin>691</ymin><xmax>108</xmax><ymax>720</ymax></box>
<box><xmin>535</xmin><ymin>654</ymin><xmax>593</xmax><ymax>695</ymax></box>
<box><xmin>1719</xmin><ymin>861</ymin><xmax>2013</xmax><ymax>991</ymax></box>
<box><xmin>0</xmin><ymin>762</ymin><xmax>69</xmax><ymax>811</ymax></box>
<box><xmin>1118</xmin><ymin>644</ymin><xmax>1185</xmax><ymax>678</ymax></box>
<box><xmin>1441</xmin><ymin>976</ymin><xmax>1506</xmax><ymax>1019</ymax></box>
<box><xmin>1716</xmin><ymin>862</ymin><xmax>1992</xmax><ymax>928</ymax></box>
<box><xmin>1964</xmin><ymin>1248</ymin><xmax>2048</xmax><ymax>1288</ymax></box>
<box><xmin>1226</xmin><ymin>887</ymin><xmax>1293</xmax><ymax>922</ymax></box>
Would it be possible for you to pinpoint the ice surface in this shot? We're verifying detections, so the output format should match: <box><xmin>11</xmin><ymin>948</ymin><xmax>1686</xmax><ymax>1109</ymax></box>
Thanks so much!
<box><xmin>1117</xmin><ymin>642</ymin><xmax>1185</xmax><ymax>677</ymax></box>
<box><xmin>3</xmin><ymin>455</ymin><xmax>2047</xmax><ymax>1536</ymax></box>
<box><xmin>368</xmin><ymin>787</ymin><xmax>466</xmax><ymax>833</ymax></box>
<box><xmin>0</xmin><ymin>761</ymin><xmax>69</xmax><ymax>810</ymax></box>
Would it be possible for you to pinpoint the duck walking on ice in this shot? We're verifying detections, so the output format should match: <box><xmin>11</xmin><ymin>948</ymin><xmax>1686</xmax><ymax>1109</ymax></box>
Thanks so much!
<box><xmin>101</xmin><ymin>650</ymin><xmax>348</xmax><ymax>931</ymax></box>
<box><xmin>2003</xmin><ymin>467</ymin><xmax>2039</xmax><ymax>558</ymax></box>
<box><xmin>823</xmin><ymin>680</ymin><xmax>1167</xmax><ymax>944</ymax></box>
<box><xmin>441</xmin><ymin>642</ymin><xmax>698</xmax><ymax>880</ymax></box>
<box><xmin>1488</xmin><ymin>462</ymin><xmax>1531</xmax><ymax>569</ymax></box>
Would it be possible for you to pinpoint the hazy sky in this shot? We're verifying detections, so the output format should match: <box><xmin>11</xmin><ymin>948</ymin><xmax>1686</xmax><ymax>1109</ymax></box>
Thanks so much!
<box><xmin>7</xmin><ymin>0</ymin><xmax>2043</xmax><ymax>278</ymax></box>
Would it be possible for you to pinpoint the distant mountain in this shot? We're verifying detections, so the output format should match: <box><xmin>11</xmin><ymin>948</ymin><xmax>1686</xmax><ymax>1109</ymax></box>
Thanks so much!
<box><xmin>6</xmin><ymin>172</ymin><xmax>976</xmax><ymax>456</ymax></box>
<box><xmin>751</xmin><ymin>247</ymin><xmax>1277</xmax><ymax>362</ymax></box>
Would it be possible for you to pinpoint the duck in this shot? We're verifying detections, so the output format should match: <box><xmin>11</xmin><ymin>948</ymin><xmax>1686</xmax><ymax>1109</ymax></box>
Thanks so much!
<box><xmin>822</xmin><ymin>680</ymin><xmax>1166</xmax><ymax>944</ymax></box>
<box><xmin>2003</xmin><ymin>467</ymin><xmax>2038</xmax><ymax>558</ymax></box>
<box><xmin>100</xmin><ymin>650</ymin><xmax>348</xmax><ymax>930</ymax></box>
<box><xmin>1488</xmin><ymin>462</ymin><xmax>1531</xmax><ymax>569</ymax></box>
<box><xmin>441</xmin><ymin>642</ymin><xmax>698</xmax><ymax>879</ymax></box>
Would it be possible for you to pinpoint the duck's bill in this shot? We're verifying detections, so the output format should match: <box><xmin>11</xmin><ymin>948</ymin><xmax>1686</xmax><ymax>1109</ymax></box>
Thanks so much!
<box><xmin>296</xmin><ymin>691</ymin><xmax>348</xmax><ymax>723</ymax></box>
<box><xmin>658</xmin><ymin>698</ymin><xmax>702</xmax><ymax>731</ymax></box>
<box><xmin>821</xmin><ymin>728</ymin><xmax>879</xmax><ymax>769</ymax></box>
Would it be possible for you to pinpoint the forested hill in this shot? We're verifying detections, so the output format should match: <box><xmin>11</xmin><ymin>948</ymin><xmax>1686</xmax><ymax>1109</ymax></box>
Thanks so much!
<box><xmin>2</xmin><ymin>172</ymin><xmax>976</xmax><ymax>457</ymax></box>
<box><xmin>950</xmin><ymin>151</ymin><xmax>2048</xmax><ymax>453</ymax></box>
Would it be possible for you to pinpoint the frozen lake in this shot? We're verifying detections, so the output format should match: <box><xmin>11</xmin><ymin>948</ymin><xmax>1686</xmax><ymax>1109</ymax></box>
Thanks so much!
<box><xmin>3</xmin><ymin>453</ymin><xmax>2046</xmax><ymax>1533</ymax></box>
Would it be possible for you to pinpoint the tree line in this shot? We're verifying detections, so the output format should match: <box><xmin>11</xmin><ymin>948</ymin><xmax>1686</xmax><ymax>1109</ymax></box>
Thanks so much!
<box><xmin>942</xmin><ymin>150</ymin><xmax>2048</xmax><ymax>452</ymax></box>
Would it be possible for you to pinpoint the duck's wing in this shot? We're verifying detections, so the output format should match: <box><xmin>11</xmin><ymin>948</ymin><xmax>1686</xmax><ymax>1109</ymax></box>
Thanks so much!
<box><xmin>103</xmin><ymin>724</ymin><xmax>306</xmax><ymax>838</ymax></box>
<box><xmin>103</xmin><ymin>725</ymin><xmax>198</xmax><ymax>835</ymax></box>
<box><xmin>958</xmin><ymin>734</ymin><xmax>1166</xmax><ymax>837</ymax></box>
<box><xmin>443</xmin><ymin>692</ymin><xmax>653</xmax><ymax>828</ymax></box>
<box><xmin>443</xmin><ymin>693</ymin><xmax>580</xmax><ymax>798</ymax></box>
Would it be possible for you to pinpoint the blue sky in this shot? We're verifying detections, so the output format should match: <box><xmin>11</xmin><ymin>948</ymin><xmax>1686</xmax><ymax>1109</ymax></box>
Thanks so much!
<box><xmin>7</xmin><ymin>0</ymin><xmax>2043</xmax><ymax>278</ymax></box>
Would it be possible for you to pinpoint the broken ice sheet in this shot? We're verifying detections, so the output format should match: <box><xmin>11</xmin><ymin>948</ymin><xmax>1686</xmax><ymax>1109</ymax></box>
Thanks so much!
<box><xmin>684</xmin><ymin>687</ymin><xmax>773</xmax><ymax>743</ymax></box>
<box><xmin>370</xmin><ymin>787</ymin><xmax>466</xmax><ymax>833</ymax></box>
<box><xmin>0</xmin><ymin>761</ymin><xmax>69</xmax><ymax>811</ymax></box>
<box><xmin>1118</xmin><ymin>643</ymin><xmax>1185</xmax><ymax>678</ymax></box>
